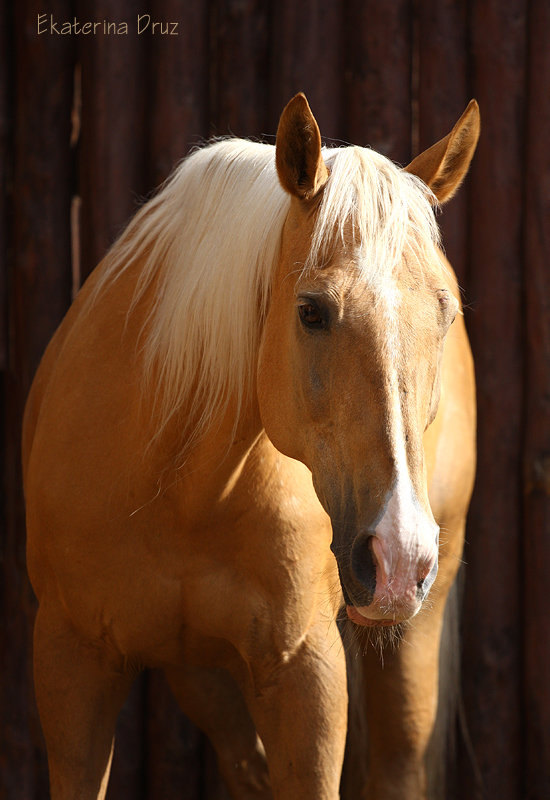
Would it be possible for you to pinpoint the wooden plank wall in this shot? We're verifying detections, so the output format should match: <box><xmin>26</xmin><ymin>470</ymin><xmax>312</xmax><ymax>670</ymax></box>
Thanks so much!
<box><xmin>1</xmin><ymin>1</ymin><xmax>548</xmax><ymax>798</ymax></box>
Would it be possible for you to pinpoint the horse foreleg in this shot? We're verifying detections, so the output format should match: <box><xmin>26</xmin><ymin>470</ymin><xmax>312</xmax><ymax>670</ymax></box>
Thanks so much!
<box><xmin>358</xmin><ymin>535</ymin><xmax>464</xmax><ymax>800</ymax></box>
<box><xmin>361</xmin><ymin>614</ymin><xmax>444</xmax><ymax>799</ymax></box>
<box><xmin>244</xmin><ymin>620</ymin><xmax>347</xmax><ymax>800</ymax></box>
<box><xmin>164</xmin><ymin>663</ymin><xmax>272</xmax><ymax>799</ymax></box>
<box><xmin>33</xmin><ymin>602</ymin><xmax>134</xmax><ymax>800</ymax></box>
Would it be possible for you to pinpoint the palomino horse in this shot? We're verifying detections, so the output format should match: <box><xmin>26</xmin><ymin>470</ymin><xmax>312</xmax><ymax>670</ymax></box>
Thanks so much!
<box><xmin>23</xmin><ymin>93</ymin><xmax>479</xmax><ymax>799</ymax></box>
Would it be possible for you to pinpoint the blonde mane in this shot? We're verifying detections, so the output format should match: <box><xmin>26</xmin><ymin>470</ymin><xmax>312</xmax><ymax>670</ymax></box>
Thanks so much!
<box><xmin>91</xmin><ymin>138</ymin><xmax>441</xmax><ymax>455</ymax></box>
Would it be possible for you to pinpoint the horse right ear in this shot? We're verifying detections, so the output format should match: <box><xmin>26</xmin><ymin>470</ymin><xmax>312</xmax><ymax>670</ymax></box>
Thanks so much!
<box><xmin>405</xmin><ymin>100</ymin><xmax>480</xmax><ymax>204</ymax></box>
<box><xmin>276</xmin><ymin>93</ymin><xmax>329</xmax><ymax>201</ymax></box>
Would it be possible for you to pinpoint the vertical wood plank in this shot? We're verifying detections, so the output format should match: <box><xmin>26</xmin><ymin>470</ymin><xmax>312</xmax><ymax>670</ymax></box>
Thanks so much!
<box><xmin>523</xmin><ymin>1</ymin><xmax>550</xmax><ymax>796</ymax></box>
<box><xmin>148</xmin><ymin>0</ymin><xmax>210</xmax><ymax>187</ymax></box>
<box><xmin>415</xmin><ymin>0</ymin><xmax>470</xmax><ymax>288</ymax></box>
<box><xmin>343</xmin><ymin>0</ymin><xmax>413</xmax><ymax>163</ymax></box>
<box><xmin>209</xmin><ymin>0</ymin><xmax>270</xmax><ymax>140</ymax></box>
<box><xmin>0</xmin><ymin>0</ymin><xmax>11</xmax><ymax>370</ymax></box>
<box><xmin>269</xmin><ymin>0</ymin><xmax>343</xmax><ymax>140</ymax></box>
<box><xmin>3</xmin><ymin>2</ymin><xmax>74</xmax><ymax>799</ymax></box>
<box><xmin>459</xmin><ymin>2</ymin><xmax>527</xmax><ymax>798</ymax></box>
<box><xmin>11</xmin><ymin>3</ymin><xmax>74</xmax><ymax>384</ymax></box>
<box><xmin>76</xmin><ymin>0</ymin><xmax>149</xmax><ymax>281</ymax></box>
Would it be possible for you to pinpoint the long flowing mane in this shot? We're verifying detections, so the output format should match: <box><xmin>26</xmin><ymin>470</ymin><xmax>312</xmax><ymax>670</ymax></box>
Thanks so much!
<box><xmin>90</xmin><ymin>138</ymin><xmax>440</xmax><ymax>455</ymax></box>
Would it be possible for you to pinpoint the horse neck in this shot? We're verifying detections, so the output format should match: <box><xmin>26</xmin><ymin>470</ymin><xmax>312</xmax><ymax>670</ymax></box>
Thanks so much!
<box><xmin>148</xmin><ymin>374</ymin><xmax>266</xmax><ymax>514</ymax></box>
<box><xmin>91</xmin><ymin>252</ymin><xmax>269</xmax><ymax>506</ymax></box>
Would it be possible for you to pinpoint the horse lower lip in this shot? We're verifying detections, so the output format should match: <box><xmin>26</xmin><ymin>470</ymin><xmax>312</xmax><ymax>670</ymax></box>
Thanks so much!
<box><xmin>346</xmin><ymin>605</ymin><xmax>397</xmax><ymax>627</ymax></box>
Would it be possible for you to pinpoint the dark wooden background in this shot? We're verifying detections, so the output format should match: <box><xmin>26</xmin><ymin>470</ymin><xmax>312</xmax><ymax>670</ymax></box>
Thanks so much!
<box><xmin>2</xmin><ymin>1</ymin><xmax>549</xmax><ymax>798</ymax></box>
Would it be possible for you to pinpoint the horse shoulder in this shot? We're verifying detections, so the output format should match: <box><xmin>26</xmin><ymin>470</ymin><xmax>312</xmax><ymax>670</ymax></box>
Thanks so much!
<box><xmin>24</xmin><ymin>262</ymin><xmax>158</xmax><ymax>593</ymax></box>
<box><xmin>176</xmin><ymin>436</ymin><xmax>337</xmax><ymax>655</ymax></box>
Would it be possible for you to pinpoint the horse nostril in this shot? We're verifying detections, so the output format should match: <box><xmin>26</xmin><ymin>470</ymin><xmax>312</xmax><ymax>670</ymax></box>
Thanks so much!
<box><xmin>417</xmin><ymin>557</ymin><xmax>438</xmax><ymax>600</ymax></box>
<box><xmin>350</xmin><ymin>534</ymin><xmax>377</xmax><ymax>600</ymax></box>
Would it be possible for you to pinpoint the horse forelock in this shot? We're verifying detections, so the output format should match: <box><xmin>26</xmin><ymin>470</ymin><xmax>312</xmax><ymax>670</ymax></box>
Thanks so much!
<box><xmin>87</xmin><ymin>138</ymin><xmax>443</xmax><ymax>458</ymax></box>
<box><xmin>307</xmin><ymin>146</ymin><xmax>442</xmax><ymax>288</ymax></box>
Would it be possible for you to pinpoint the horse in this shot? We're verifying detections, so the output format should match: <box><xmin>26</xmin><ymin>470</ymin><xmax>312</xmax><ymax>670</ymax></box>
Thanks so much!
<box><xmin>23</xmin><ymin>93</ymin><xmax>479</xmax><ymax>799</ymax></box>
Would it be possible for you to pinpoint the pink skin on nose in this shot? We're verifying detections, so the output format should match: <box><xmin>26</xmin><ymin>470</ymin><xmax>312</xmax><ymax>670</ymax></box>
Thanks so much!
<box><xmin>348</xmin><ymin>481</ymin><xmax>439</xmax><ymax>625</ymax></box>
<box><xmin>370</xmin><ymin>534</ymin><xmax>436</xmax><ymax>597</ymax></box>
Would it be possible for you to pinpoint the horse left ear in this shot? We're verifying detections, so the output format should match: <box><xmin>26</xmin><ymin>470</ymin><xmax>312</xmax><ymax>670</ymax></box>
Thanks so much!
<box><xmin>405</xmin><ymin>99</ymin><xmax>480</xmax><ymax>204</ymax></box>
<box><xmin>276</xmin><ymin>93</ymin><xmax>329</xmax><ymax>201</ymax></box>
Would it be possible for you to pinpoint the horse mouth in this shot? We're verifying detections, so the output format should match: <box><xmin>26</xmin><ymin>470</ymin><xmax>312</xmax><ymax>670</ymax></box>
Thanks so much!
<box><xmin>346</xmin><ymin>605</ymin><xmax>399</xmax><ymax>628</ymax></box>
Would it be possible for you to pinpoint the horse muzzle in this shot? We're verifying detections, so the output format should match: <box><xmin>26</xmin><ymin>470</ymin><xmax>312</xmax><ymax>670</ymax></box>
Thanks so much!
<box><xmin>335</xmin><ymin>526</ymin><xmax>440</xmax><ymax>626</ymax></box>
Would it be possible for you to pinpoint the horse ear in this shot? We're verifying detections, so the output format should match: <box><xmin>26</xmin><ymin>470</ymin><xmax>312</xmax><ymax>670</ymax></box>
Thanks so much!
<box><xmin>276</xmin><ymin>93</ymin><xmax>329</xmax><ymax>201</ymax></box>
<box><xmin>405</xmin><ymin>100</ymin><xmax>480</xmax><ymax>204</ymax></box>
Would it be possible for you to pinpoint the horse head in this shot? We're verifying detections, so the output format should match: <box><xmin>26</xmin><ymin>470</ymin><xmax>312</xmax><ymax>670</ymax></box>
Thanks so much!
<box><xmin>257</xmin><ymin>93</ymin><xmax>479</xmax><ymax>626</ymax></box>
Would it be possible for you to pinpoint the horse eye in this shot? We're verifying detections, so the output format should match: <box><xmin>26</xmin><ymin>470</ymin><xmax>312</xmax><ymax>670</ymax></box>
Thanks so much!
<box><xmin>437</xmin><ymin>289</ymin><xmax>458</xmax><ymax>328</ymax></box>
<box><xmin>298</xmin><ymin>301</ymin><xmax>325</xmax><ymax>329</ymax></box>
